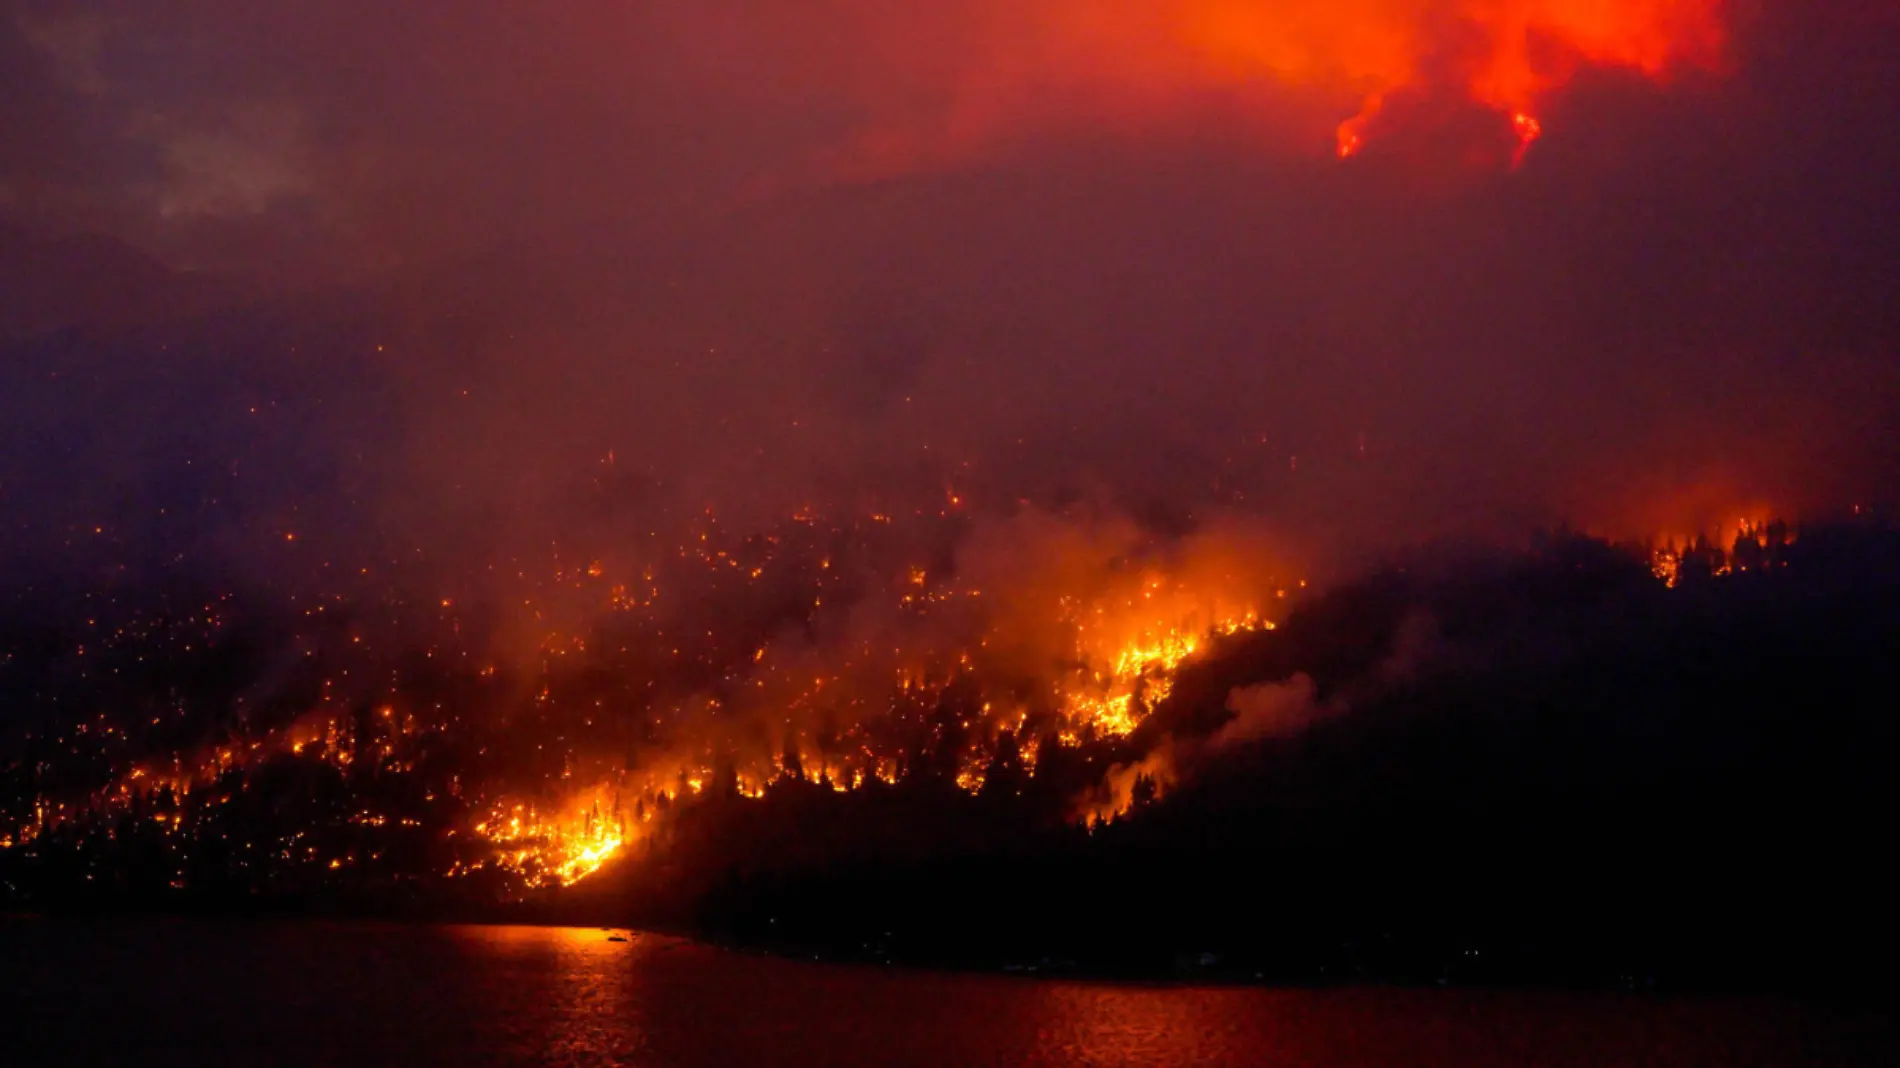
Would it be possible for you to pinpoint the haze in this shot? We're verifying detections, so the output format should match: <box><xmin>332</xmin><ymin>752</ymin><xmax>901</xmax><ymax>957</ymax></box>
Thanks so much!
<box><xmin>2</xmin><ymin>1</ymin><xmax>1896</xmax><ymax>586</ymax></box>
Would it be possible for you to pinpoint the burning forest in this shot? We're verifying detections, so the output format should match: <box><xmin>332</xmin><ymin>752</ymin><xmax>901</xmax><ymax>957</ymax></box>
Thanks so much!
<box><xmin>1</xmin><ymin>0</ymin><xmax>1897</xmax><ymax>999</ymax></box>
<box><xmin>0</xmin><ymin>502</ymin><xmax>1296</xmax><ymax>903</ymax></box>
<box><xmin>6</xmin><ymin>490</ymin><xmax>1892</xmax><ymax>976</ymax></box>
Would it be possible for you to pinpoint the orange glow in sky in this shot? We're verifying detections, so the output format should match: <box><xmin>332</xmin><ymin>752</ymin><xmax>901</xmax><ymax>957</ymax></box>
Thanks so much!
<box><xmin>814</xmin><ymin>1</ymin><xmax>1728</xmax><ymax>178</ymax></box>
<box><xmin>1103</xmin><ymin>0</ymin><xmax>1725</xmax><ymax>155</ymax></box>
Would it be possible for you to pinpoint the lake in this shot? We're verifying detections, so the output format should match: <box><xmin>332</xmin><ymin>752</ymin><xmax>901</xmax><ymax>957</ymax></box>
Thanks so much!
<box><xmin>0</xmin><ymin>920</ymin><xmax>1883</xmax><ymax>1066</ymax></box>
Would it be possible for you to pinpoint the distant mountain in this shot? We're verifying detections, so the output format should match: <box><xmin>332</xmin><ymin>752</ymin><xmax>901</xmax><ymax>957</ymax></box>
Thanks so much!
<box><xmin>0</xmin><ymin>222</ymin><xmax>228</xmax><ymax>342</ymax></box>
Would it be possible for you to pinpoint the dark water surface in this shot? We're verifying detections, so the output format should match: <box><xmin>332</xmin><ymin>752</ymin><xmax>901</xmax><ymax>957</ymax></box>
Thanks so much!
<box><xmin>0</xmin><ymin>920</ymin><xmax>1884</xmax><ymax>1066</ymax></box>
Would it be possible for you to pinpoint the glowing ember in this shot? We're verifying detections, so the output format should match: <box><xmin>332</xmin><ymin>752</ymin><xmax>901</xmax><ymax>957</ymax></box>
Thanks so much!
<box><xmin>1511</xmin><ymin>112</ymin><xmax>1543</xmax><ymax>166</ymax></box>
<box><xmin>1652</xmin><ymin>547</ymin><xmax>1682</xmax><ymax>588</ymax></box>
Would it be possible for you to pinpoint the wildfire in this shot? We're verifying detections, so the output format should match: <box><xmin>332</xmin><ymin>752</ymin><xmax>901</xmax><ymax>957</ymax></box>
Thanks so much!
<box><xmin>1511</xmin><ymin>111</ymin><xmax>1543</xmax><ymax>166</ymax></box>
<box><xmin>467</xmin><ymin>795</ymin><xmax>628</xmax><ymax>889</ymax></box>
<box><xmin>1170</xmin><ymin>0</ymin><xmax>1724</xmax><ymax>159</ymax></box>
<box><xmin>1064</xmin><ymin>610</ymin><xmax>1270</xmax><ymax>737</ymax></box>
<box><xmin>811</xmin><ymin>1</ymin><xmax>1728</xmax><ymax>180</ymax></box>
<box><xmin>1651</xmin><ymin>547</ymin><xmax>1682</xmax><ymax>588</ymax></box>
<box><xmin>1647</xmin><ymin>517</ymin><xmax>1794</xmax><ymax>588</ymax></box>
<box><xmin>5</xmin><ymin>503</ymin><xmax>1300</xmax><ymax>895</ymax></box>
<box><xmin>6</xmin><ymin>498</ymin><xmax>1835</xmax><ymax>907</ymax></box>
<box><xmin>441</xmin><ymin>522</ymin><xmax>1288</xmax><ymax>887</ymax></box>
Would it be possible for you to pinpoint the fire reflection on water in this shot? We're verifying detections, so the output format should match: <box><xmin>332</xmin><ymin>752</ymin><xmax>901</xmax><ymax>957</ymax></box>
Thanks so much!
<box><xmin>0</xmin><ymin>920</ymin><xmax>1852</xmax><ymax>1067</ymax></box>
<box><xmin>416</xmin><ymin>926</ymin><xmax>1837</xmax><ymax>1068</ymax></box>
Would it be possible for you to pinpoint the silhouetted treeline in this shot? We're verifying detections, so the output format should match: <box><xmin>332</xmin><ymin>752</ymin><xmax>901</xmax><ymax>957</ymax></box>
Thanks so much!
<box><xmin>666</xmin><ymin>520</ymin><xmax>1900</xmax><ymax>992</ymax></box>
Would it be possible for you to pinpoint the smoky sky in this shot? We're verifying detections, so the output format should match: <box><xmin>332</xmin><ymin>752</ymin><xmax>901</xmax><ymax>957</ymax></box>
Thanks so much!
<box><xmin>2</xmin><ymin>1</ymin><xmax>1897</xmax><ymax>589</ymax></box>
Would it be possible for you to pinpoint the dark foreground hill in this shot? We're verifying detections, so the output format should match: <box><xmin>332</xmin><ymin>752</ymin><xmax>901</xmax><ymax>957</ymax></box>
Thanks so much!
<box><xmin>615</xmin><ymin>524</ymin><xmax>1900</xmax><ymax>992</ymax></box>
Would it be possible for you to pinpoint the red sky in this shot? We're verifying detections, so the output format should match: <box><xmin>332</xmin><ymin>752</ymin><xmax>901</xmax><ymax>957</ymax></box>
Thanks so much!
<box><xmin>1</xmin><ymin>1</ymin><xmax>1896</xmax><ymax>562</ymax></box>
